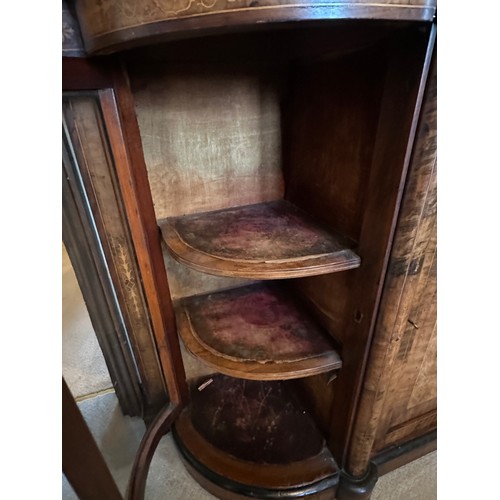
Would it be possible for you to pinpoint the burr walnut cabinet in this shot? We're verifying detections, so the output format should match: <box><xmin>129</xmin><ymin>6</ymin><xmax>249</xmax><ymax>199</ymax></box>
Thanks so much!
<box><xmin>63</xmin><ymin>2</ymin><xmax>437</xmax><ymax>498</ymax></box>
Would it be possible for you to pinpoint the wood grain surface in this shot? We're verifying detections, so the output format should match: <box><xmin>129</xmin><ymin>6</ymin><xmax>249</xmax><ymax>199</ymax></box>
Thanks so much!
<box><xmin>63</xmin><ymin>120</ymin><xmax>144</xmax><ymax>417</ymax></box>
<box><xmin>63</xmin><ymin>379</ymin><xmax>122</xmax><ymax>500</ymax></box>
<box><xmin>100</xmin><ymin>69</ymin><xmax>189</xmax><ymax>405</ymax></box>
<box><xmin>322</xmin><ymin>25</ymin><xmax>435</xmax><ymax>464</ymax></box>
<box><xmin>63</xmin><ymin>94</ymin><xmax>168</xmax><ymax>415</ymax></box>
<box><xmin>176</xmin><ymin>282</ymin><xmax>342</xmax><ymax>380</ymax></box>
<box><xmin>282</xmin><ymin>43</ymin><xmax>384</xmax><ymax>359</ymax></box>
<box><xmin>160</xmin><ymin>200</ymin><xmax>360</xmax><ymax>279</ymax></box>
<box><xmin>75</xmin><ymin>0</ymin><xmax>437</xmax><ymax>54</ymax></box>
<box><xmin>284</xmin><ymin>48</ymin><xmax>384</xmax><ymax>243</ymax></box>
<box><xmin>346</xmin><ymin>49</ymin><xmax>437</xmax><ymax>476</ymax></box>
<box><xmin>63</xmin><ymin>11</ymin><xmax>439</xmax><ymax>494</ymax></box>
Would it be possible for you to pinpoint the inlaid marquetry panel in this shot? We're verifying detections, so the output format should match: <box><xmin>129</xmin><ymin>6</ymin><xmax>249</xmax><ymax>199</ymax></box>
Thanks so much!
<box><xmin>77</xmin><ymin>0</ymin><xmax>436</xmax><ymax>31</ymax></box>
<box><xmin>63</xmin><ymin>94</ymin><xmax>168</xmax><ymax>414</ymax></box>
<box><xmin>74</xmin><ymin>0</ymin><xmax>437</xmax><ymax>54</ymax></box>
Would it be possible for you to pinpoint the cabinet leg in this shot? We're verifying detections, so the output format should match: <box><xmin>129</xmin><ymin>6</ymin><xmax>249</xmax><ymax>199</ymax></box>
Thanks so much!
<box><xmin>336</xmin><ymin>463</ymin><xmax>378</xmax><ymax>500</ymax></box>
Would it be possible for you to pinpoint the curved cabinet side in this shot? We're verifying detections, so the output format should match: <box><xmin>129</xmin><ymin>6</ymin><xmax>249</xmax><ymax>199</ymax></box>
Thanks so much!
<box><xmin>74</xmin><ymin>0</ymin><xmax>437</xmax><ymax>54</ymax></box>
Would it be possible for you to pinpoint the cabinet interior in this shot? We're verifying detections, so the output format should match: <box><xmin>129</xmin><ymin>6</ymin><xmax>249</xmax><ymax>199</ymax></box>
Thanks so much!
<box><xmin>125</xmin><ymin>19</ymin><xmax>431</xmax><ymax>460</ymax></box>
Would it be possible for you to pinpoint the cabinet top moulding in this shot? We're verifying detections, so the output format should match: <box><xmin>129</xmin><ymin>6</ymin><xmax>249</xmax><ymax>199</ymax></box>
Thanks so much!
<box><xmin>74</xmin><ymin>0</ymin><xmax>437</xmax><ymax>55</ymax></box>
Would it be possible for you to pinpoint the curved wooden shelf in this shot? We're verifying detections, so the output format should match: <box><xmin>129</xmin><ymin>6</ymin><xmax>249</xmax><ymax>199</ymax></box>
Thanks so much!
<box><xmin>176</xmin><ymin>282</ymin><xmax>341</xmax><ymax>381</ymax></box>
<box><xmin>160</xmin><ymin>200</ymin><xmax>360</xmax><ymax>279</ymax></box>
<box><xmin>173</xmin><ymin>375</ymin><xmax>339</xmax><ymax>498</ymax></box>
<box><xmin>75</xmin><ymin>0</ymin><xmax>437</xmax><ymax>55</ymax></box>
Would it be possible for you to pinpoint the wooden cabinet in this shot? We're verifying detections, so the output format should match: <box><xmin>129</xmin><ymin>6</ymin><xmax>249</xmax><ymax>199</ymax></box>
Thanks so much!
<box><xmin>65</xmin><ymin>2</ymin><xmax>437</xmax><ymax>498</ymax></box>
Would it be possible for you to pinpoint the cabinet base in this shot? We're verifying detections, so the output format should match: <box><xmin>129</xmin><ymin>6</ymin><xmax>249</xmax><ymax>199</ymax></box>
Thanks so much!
<box><xmin>172</xmin><ymin>375</ymin><xmax>340</xmax><ymax>499</ymax></box>
<box><xmin>372</xmin><ymin>430</ymin><xmax>436</xmax><ymax>476</ymax></box>
<box><xmin>173</xmin><ymin>426</ymin><xmax>338</xmax><ymax>499</ymax></box>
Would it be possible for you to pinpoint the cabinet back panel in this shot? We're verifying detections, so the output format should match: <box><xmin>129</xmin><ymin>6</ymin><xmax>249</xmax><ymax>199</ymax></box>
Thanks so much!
<box><xmin>131</xmin><ymin>63</ymin><xmax>284</xmax><ymax>220</ymax></box>
<box><xmin>284</xmin><ymin>48</ymin><xmax>384</xmax><ymax>242</ymax></box>
<box><xmin>282</xmin><ymin>48</ymin><xmax>385</xmax><ymax>437</ymax></box>
<box><xmin>290</xmin><ymin>372</ymin><xmax>337</xmax><ymax>441</ymax></box>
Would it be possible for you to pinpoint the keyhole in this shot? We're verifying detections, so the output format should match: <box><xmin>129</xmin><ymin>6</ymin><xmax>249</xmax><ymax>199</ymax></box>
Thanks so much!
<box><xmin>354</xmin><ymin>310</ymin><xmax>364</xmax><ymax>324</ymax></box>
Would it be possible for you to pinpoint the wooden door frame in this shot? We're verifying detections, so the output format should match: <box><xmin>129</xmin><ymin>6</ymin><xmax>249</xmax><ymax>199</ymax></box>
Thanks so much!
<box><xmin>63</xmin><ymin>55</ymin><xmax>189</xmax><ymax>499</ymax></box>
<box><xmin>63</xmin><ymin>56</ymin><xmax>188</xmax><ymax>417</ymax></box>
<box><xmin>63</xmin><ymin>143</ymin><xmax>143</xmax><ymax>416</ymax></box>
